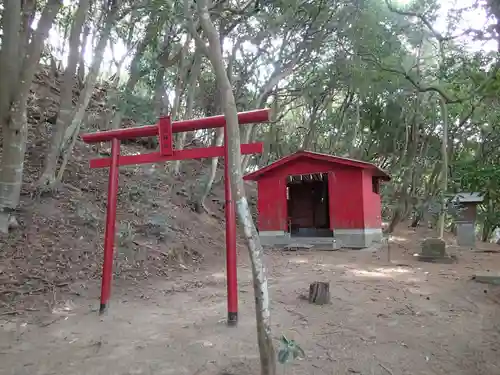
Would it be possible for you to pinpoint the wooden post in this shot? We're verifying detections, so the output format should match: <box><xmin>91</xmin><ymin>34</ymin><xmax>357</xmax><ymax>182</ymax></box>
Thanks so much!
<box><xmin>308</xmin><ymin>282</ymin><xmax>330</xmax><ymax>305</ymax></box>
<box><xmin>224</xmin><ymin>127</ymin><xmax>238</xmax><ymax>327</ymax></box>
<box><xmin>100</xmin><ymin>138</ymin><xmax>120</xmax><ymax>314</ymax></box>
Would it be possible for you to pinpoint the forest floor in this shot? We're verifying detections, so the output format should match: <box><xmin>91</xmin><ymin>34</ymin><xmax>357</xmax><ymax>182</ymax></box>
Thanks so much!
<box><xmin>1</xmin><ymin>228</ymin><xmax>500</xmax><ymax>375</ymax></box>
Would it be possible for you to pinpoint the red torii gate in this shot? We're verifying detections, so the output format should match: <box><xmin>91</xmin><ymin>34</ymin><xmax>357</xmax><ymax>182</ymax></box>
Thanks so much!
<box><xmin>81</xmin><ymin>109</ymin><xmax>271</xmax><ymax>326</ymax></box>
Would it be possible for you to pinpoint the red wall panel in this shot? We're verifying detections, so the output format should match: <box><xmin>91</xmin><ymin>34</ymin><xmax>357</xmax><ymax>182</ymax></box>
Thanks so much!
<box><xmin>362</xmin><ymin>170</ymin><xmax>382</xmax><ymax>228</ymax></box>
<box><xmin>257</xmin><ymin>176</ymin><xmax>287</xmax><ymax>231</ymax></box>
<box><xmin>328</xmin><ymin>167</ymin><xmax>365</xmax><ymax>229</ymax></box>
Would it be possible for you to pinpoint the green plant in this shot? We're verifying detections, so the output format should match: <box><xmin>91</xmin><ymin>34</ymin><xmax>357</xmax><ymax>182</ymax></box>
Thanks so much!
<box><xmin>277</xmin><ymin>335</ymin><xmax>305</xmax><ymax>374</ymax></box>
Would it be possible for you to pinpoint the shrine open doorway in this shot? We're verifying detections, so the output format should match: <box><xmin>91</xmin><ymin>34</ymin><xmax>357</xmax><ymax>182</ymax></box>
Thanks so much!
<box><xmin>286</xmin><ymin>172</ymin><xmax>333</xmax><ymax>237</ymax></box>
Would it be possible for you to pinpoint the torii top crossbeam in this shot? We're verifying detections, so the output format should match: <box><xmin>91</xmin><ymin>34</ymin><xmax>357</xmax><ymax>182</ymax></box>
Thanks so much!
<box><xmin>81</xmin><ymin>110</ymin><xmax>269</xmax><ymax>143</ymax></box>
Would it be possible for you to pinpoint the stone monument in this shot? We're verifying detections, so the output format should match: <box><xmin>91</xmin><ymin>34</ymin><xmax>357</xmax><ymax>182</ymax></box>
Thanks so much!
<box><xmin>415</xmin><ymin>238</ymin><xmax>455</xmax><ymax>263</ymax></box>
<box><xmin>452</xmin><ymin>192</ymin><xmax>483</xmax><ymax>247</ymax></box>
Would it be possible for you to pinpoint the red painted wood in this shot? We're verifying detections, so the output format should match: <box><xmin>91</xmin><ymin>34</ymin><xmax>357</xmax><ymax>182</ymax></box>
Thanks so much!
<box><xmin>362</xmin><ymin>170</ymin><xmax>382</xmax><ymax>228</ymax></box>
<box><xmin>223</xmin><ymin>131</ymin><xmax>238</xmax><ymax>325</ymax></box>
<box><xmin>158</xmin><ymin>116</ymin><xmax>173</xmax><ymax>156</ymax></box>
<box><xmin>100</xmin><ymin>138</ymin><xmax>120</xmax><ymax>313</ymax></box>
<box><xmin>81</xmin><ymin>109</ymin><xmax>271</xmax><ymax>143</ymax></box>
<box><xmin>328</xmin><ymin>167</ymin><xmax>364</xmax><ymax>229</ymax></box>
<box><xmin>256</xmin><ymin>176</ymin><xmax>287</xmax><ymax>231</ymax></box>
<box><xmin>328</xmin><ymin>172</ymin><xmax>335</xmax><ymax>231</ymax></box>
<box><xmin>248</xmin><ymin>153</ymin><xmax>388</xmax><ymax>232</ymax></box>
<box><xmin>244</xmin><ymin>150</ymin><xmax>389</xmax><ymax>181</ymax></box>
<box><xmin>90</xmin><ymin>143</ymin><xmax>263</xmax><ymax>168</ymax></box>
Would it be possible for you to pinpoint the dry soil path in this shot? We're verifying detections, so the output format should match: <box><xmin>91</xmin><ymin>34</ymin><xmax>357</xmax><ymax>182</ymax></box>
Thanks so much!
<box><xmin>1</xmin><ymin>246</ymin><xmax>499</xmax><ymax>375</ymax></box>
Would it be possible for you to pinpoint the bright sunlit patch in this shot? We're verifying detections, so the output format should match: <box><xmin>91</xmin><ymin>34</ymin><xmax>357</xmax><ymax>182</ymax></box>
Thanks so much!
<box><xmin>349</xmin><ymin>269</ymin><xmax>391</xmax><ymax>278</ymax></box>
<box><xmin>211</xmin><ymin>272</ymin><xmax>226</xmax><ymax>279</ymax></box>
<box><xmin>288</xmin><ymin>258</ymin><xmax>309</xmax><ymax>264</ymax></box>
<box><xmin>348</xmin><ymin>266</ymin><xmax>411</xmax><ymax>279</ymax></box>
<box><xmin>388</xmin><ymin>236</ymin><xmax>408</xmax><ymax>242</ymax></box>
<box><xmin>52</xmin><ymin>300</ymin><xmax>76</xmax><ymax>315</ymax></box>
<box><xmin>373</xmin><ymin>267</ymin><xmax>411</xmax><ymax>274</ymax></box>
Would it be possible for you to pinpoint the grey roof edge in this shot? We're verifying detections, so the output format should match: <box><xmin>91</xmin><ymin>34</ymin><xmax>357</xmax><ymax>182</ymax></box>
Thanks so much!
<box><xmin>452</xmin><ymin>192</ymin><xmax>484</xmax><ymax>203</ymax></box>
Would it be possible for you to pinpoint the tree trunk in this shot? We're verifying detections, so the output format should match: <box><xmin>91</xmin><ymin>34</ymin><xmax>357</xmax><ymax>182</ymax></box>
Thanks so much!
<box><xmin>349</xmin><ymin>91</ymin><xmax>361</xmax><ymax>157</ymax></box>
<box><xmin>192</xmin><ymin>80</ymin><xmax>223</xmax><ymax>210</ymax></box>
<box><xmin>482</xmin><ymin>220</ymin><xmax>492</xmax><ymax>242</ymax></box>
<box><xmin>240</xmin><ymin>57</ymin><xmax>302</xmax><ymax>171</ymax></box>
<box><xmin>188</xmin><ymin>1</ymin><xmax>276</xmax><ymax>374</ymax></box>
<box><xmin>194</xmin><ymin>129</ymin><xmax>224</xmax><ymax>213</ymax></box>
<box><xmin>174</xmin><ymin>51</ymin><xmax>202</xmax><ymax>175</ymax></box>
<box><xmin>77</xmin><ymin>23</ymin><xmax>90</xmax><ymax>87</ymax></box>
<box><xmin>437</xmin><ymin>97</ymin><xmax>448</xmax><ymax>239</ymax></box>
<box><xmin>258</xmin><ymin>126</ymin><xmax>275</xmax><ymax>167</ymax></box>
<box><xmin>329</xmin><ymin>91</ymin><xmax>354</xmax><ymax>151</ymax></box>
<box><xmin>154</xmin><ymin>67</ymin><xmax>168</xmax><ymax>117</ymax></box>
<box><xmin>19</xmin><ymin>1</ymin><xmax>37</xmax><ymax>65</ymax></box>
<box><xmin>302</xmin><ymin>104</ymin><xmax>320</xmax><ymax>150</ymax></box>
<box><xmin>58</xmin><ymin>6</ymin><xmax>117</xmax><ymax>177</ymax></box>
<box><xmin>0</xmin><ymin>1</ymin><xmax>22</xmax><ymax>122</ymax></box>
<box><xmin>240</xmin><ymin>92</ymin><xmax>273</xmax><ymax>171</ymax></box>
<box><xmin>0</xmin><ymin>0</ymin><xmax>62</xmax><ymax>231</ymax></box>
<box><xmin>108</xmin><ymin>11</ymin><xmax>165</xmax><ymax>132</ymax></box>
<box><xmin>386</xmin><ymin>205</ymin><xmax>403</xmax><ymax>234</ymax></box>
<box><xmin>38</xmin><ymin>0</ymin><xmax>90</xmax><ymax>190</ymax></box>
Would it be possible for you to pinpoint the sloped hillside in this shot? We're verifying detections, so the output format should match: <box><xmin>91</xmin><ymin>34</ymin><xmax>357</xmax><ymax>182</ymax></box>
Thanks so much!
<box><xmin>0</xmin><ymin>69</ymin><xmax>254</xmax><ymax>316</ymax></box>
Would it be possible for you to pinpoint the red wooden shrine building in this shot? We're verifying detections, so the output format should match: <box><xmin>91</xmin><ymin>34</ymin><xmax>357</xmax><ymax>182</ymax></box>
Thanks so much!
<box><xmin>244</xmin><ymin>151</ymin><xmax>390</xmax><ymax>248</ymax></box>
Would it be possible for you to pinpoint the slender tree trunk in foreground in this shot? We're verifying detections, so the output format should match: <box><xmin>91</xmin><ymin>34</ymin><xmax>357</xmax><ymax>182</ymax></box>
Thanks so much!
<box><xmin>186</xmin><ymin>1</ymin><xmax>276</xmax><ymax>374</ymax></box>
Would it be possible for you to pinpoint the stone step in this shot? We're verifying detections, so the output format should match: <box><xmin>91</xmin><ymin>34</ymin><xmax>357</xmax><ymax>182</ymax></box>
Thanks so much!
<box><xmin>472</xmin><ymin>272</ymin><xmax>500</xmax><ymax>285</ymax></box>
<box><xmin>283</xmin><ymin>239</ymin><xmax>342</xmax><ymax>251</ymax></box>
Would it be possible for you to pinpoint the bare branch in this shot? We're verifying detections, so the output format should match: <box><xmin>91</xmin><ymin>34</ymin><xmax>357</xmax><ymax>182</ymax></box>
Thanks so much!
<box><xmin>384</xmin><ymin>0</ymin><xmax>473</xmax><ymax>42</ymax></box>
<box><xmin>218</xmin><ymin>0</ymin><xmax>258</xmax><ymax>15</ymax></box>
<box><xmin>183</xmin><ymin>0</ymin><xmax>210</xmax><ymax>56</ymax></box>
<box><xmin>384</xmin><ymin>0</ymin><xmax>445</xmax><ymax>41</ymax></box>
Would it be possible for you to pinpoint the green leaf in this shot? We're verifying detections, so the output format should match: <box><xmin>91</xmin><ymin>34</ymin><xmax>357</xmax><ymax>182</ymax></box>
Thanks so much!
<box><xmin>278</xmin><ymin>348</ymin><xmax>290</xmax><ymax>364</ymax></box>
<box><xmin>280</xmin><ymin>335</ymin><xmax>290</xmax><ymax>346</ymax></box>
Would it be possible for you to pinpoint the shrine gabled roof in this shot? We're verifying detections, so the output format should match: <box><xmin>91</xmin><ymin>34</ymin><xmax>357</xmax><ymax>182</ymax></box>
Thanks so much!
<box><xmin>243</xmin><ymin>150</ymin><xmax>390</xmax><ymax>181</ymax></box>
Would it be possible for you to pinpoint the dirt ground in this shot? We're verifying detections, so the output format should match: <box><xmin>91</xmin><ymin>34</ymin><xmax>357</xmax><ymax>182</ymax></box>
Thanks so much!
<box><xmin>1</xmin><ymin>228</ymin><xmax>500</xmax><ymax>375</ymax></box>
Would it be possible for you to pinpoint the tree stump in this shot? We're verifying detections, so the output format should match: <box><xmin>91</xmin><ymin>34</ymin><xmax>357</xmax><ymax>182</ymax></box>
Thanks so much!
<box><xmin>308</xmin><ymin>282</ymin><xmax>330</xmax><ymax>305</ymax></box>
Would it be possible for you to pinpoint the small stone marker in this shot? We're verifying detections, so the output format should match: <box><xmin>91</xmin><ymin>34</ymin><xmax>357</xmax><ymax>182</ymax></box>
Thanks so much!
<box><xmin>422</xmin><ymin>238</ymin><xmax>446</xmax><ymax>257</ymax></box>
<box><xmin>456</xmin><ymin>222</ymin><xmax>475</xmax><ymax>247</ymax></box>
<box><xmin>308</xmin><ymin>282</ymin><xmax>330</xmax><ymax>305</ymax></box>
<box><xmin>415</xmin><ymin>238</ymin><xmax>455</xmax><ymax>263</ymax></box>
